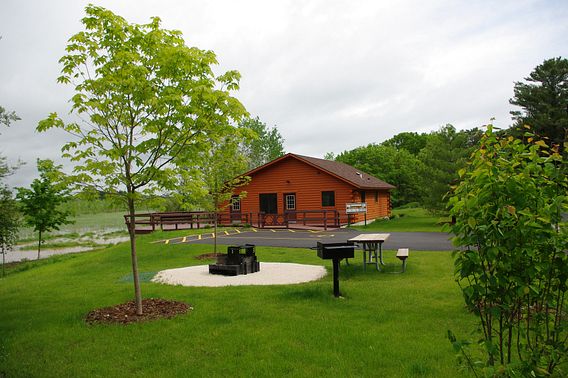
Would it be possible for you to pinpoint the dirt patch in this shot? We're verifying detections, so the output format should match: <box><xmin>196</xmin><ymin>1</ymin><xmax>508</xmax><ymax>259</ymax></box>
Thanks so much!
<box><xmin>195</xmin><ymin>253</ymin><xmax>224</xmax><ymax>260</ymax></box>
<box><xmin>85</xmin><ymin>298</ymin><xmax>191</xmax><ymax>325</ymax></box>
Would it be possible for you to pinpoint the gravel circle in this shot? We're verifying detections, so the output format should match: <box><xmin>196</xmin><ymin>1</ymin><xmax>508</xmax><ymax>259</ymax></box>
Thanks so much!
<box><xmin>152</xmin><ymin>263</ymin><xmax>327</xmax><ymax>287</ymax></box>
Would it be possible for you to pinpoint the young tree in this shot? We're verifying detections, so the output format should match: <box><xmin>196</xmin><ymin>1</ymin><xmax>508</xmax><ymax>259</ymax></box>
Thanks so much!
<box><xmin>240</xmin><ymin>117</ymin><xmax>285</xmax><ymax>170</ymax></box>
<box><xmin>16</xmin><ymin>159</ymin><xmax>71</xmax><ymax>260</ymax></box>
<box><xmin>176</xmin><ymin>129</ymin><xmax>251</xmax><ymax>254</ymax></box>
<box><xmin>38</xmin><ymin>5</ymin><xmax>246</xmax><ymax>314</ymax></box>
<box><xmin>448</xmin><ymin>126</ymin><xmax>567</xmax><ymax>376</ymax></box>
<box><xmin>510</xmin><ymin>57</ymin><xmax>568</xmax><ymax>153</ymax></box>
<box><xmin>0</xmin><ymin>185</ymin><xmax>20</xmax><ymax>277</ymax></box>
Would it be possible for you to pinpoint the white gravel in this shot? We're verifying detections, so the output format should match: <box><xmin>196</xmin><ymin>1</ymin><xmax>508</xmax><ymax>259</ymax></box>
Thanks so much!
<box><xmin>152</xmin><ymin>263</ymin><xmax>327</xmax><ymax>287</ymax></box>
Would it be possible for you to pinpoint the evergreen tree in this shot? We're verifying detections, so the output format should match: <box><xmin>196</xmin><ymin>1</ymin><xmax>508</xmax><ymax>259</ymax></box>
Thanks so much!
<box><xmin>509</xmin><ymin>57</ymin><xmax>568</xmax><ymax>152</ymax></box>
<box><xmin>418</xmin><ymin>125</ymin><xmax>482</xmax><ymax>213</ymax></box>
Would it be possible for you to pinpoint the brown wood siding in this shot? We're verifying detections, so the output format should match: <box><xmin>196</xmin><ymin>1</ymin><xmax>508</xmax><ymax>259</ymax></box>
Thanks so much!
<box><xmin>351</xmin><ymin>190</ymin><xmax>391</xmax><ymax>222</ymax></box>
<box><xmin>223</xmin><ymin>157</ymin><xmax>392</xmax><ymax>224</ymax></box>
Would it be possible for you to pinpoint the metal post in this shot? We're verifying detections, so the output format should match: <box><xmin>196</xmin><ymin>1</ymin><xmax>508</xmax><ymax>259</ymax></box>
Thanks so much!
<box><xmin>332</xmin><ymin>258</ymin><xmax>340</xmax><ymax>297</ymax></box>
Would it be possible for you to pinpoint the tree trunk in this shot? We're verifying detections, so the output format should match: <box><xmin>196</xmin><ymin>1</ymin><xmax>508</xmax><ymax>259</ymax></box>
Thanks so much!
<box><xmin>2</xmin><ymin>245</ymin><xmax>5</xmax><ymax>277</ymax></box>
<box><xmin>213</xmin><ymin>210</ymin><xmax>218</xmax><ymax>255</ymax></box>
<box><xmin>37</xmin><ymin>230</ymin><xmax>42</xmax><ymax>260</ymax></box>
<box><xmin>127</xmin><ymin>195</ymin><xmax>143</xmax><ymax>315</ymax></box>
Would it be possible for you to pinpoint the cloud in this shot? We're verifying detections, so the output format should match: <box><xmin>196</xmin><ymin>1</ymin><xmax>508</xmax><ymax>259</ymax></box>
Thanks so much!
<box><xmin>0</xmin><ymin>0</ymin><xmax>566</xmax><ymax>187</ymax></box>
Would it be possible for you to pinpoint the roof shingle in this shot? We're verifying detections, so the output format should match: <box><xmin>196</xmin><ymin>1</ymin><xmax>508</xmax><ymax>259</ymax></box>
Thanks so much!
<box><xmin>243</xmin><ymin>153</ymin><xmax>395</xmax><ymax>190</ymax></box>
<box><xmin>292</xmin><ymin>154</ymin><xmax>395</xmax><ymax>190</ymax></box>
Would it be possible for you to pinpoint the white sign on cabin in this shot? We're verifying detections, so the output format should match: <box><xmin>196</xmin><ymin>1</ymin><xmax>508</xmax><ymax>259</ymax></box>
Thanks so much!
<box><xmin>346</xmin><ymin>202</ymin><xmax>367</xmax><ymax>214</ymax></box>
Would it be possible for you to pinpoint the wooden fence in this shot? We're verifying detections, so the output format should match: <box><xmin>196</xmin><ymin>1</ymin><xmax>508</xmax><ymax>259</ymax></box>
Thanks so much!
<box><xmin>124</xmin><ymin>209</ymin><xmax>340</xmax><ymax>234</ymax></box>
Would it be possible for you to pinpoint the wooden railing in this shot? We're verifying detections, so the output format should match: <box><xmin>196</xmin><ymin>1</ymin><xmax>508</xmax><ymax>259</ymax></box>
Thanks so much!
<box><xmin>125</xmin><ymin>209</ymin><xmax>341</xmax><ymax>234</ymax></box>
<box><xmin>258</xmin><ymin>209</ymin><xmax>340</xmax><ymax>230</ymax></box>
<box><xmin>124</xmin><ymin>211</ymin><xmax>254</xmax><ymax>234</ymax></box>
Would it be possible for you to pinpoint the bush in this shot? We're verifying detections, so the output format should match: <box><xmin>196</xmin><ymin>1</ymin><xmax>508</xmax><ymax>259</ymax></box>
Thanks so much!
<box><xmin>448</xmin><ymin>127</ymin><xmax>568</xmax><ymax>376</ymax></box>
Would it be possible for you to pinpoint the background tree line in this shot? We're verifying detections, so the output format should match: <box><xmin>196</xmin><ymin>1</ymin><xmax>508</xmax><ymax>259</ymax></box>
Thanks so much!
<box><xmin>329</xmin><ymin>56</ymin><xmax>567</xmax><ymax>213</ymax></box>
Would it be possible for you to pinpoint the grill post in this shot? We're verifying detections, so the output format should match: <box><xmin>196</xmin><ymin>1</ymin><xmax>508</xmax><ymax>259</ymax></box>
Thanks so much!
<box><xmin>332</xmin><ymin>258</ymin><xmax>340</xmax><ymax>297</ymax></box>
<box><xmin>316</xmin><ymin>242</ymin><xmax>355</xmax><ymax>297</ymax></box>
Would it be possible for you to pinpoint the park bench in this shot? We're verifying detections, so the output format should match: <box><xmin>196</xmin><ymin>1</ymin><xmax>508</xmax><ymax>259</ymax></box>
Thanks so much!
<box><xmin>396</xmin><ymin>248</ymin><xmax>409</xmax><ymax>273</ymax></box>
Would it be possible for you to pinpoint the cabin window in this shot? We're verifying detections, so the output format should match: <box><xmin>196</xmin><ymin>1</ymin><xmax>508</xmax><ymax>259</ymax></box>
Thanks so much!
<box><xmin>231</xmin><ymin>196</ymin><xmax>241</xmax><ymax>212</ymax></box>
<box><xmin>360</xmin><ymin>191</ymin><xmax>366</xmax><ymax>203</ymax></box>
<box><xmin>375</xmin><ymin>191</ymin><xmax>379</xmax><ymax>203</ymax></box>
<box><xmin>285</xmin><ymin>194</ymin><xmax>296</xmax><ymax>210</ymax></box>
<box><xmin>322</xmin><ymin>191</ymin><xmax>335</xmax><ymax>207</ymax></box>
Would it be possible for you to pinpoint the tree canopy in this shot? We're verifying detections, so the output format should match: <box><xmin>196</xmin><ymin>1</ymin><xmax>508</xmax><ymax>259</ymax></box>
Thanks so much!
<box><xmin>335</xmin><ymin>144</ymin><xmax>424</xmax><ymax>207</ymax></box>
<box><xmin>509</xmin><ymin>57</ymin><xmax>568</xmax><ymax>152</ymax></box>
<box><xmin>0</xmin><ymin>105</ymin><xmax>20</xmax><ymax>128</ymax></box>
<box><xmin>240</xmin><ymin>117</ymin><xmax>285</xmax><ymax>170</ymax></box>
<box><xmin>381</xmin><ymin>131</ymin><xmax>430</xmax><ymax>155</ymax></box>
<box><xmin>333</xmin><ymin>125</ymin><xmax>481</xmax><ymax>210</ymax></box>
<box><xmin>38</xmin><ymin>5</ymin><xmax>247</xmax><ymax>314</ymax></box>
<box><xmin>16</xmin><ymin>159</ymin><xmax>72</xmax><ymax>260</ymax></box>
<box><xmin>0</xmin><ymin>185</ymin><xmax>19</xmax><ymax>277</ymax></box>
<box><xmin>417</xmin><ymin>125</ymin><xmax>482</xmax><ymax>212</ymax></box>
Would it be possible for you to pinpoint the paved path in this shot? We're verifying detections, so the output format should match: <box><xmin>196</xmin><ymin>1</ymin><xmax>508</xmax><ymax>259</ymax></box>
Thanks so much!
<box><xmin>163</xmin><ymin>228</ymin><xmax>454</xmax><ymax>251</ymax></box>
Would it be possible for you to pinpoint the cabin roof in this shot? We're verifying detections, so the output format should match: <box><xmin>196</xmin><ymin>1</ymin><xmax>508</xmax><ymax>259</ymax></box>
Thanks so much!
<box><xmin>244</xmin><ymin>153</ymin><xmax>396</xmax><ymax>190</ymax></box>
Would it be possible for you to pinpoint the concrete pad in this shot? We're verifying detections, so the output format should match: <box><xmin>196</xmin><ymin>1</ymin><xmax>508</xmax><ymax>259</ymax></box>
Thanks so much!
<box><xmin>152</xmin><ymin>263</ymin><xmax>327</xmax><ymax>287</ymax></box>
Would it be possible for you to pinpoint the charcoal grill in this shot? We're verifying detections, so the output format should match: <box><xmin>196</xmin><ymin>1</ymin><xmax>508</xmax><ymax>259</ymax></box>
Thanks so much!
<box><xmin>316</xmin><ymin>242</ymin><xmax>355</xmax><ymax>297</ymax></box>
<box><xmin>209</xmin><ymin>244</ymin><xmax>260</xmax><ymax>276</ymax></box>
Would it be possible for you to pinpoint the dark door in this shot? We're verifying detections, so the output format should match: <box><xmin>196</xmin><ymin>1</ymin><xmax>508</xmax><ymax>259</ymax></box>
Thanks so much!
<box><xmin>284</xmin><ymin>193</ymin><xmax>296</xmax><ymax>222</ymax></box>
<box><xmin>259</xmin><ymin>193</ymin><xmax>278</xmax><ymax>214</ymax></box>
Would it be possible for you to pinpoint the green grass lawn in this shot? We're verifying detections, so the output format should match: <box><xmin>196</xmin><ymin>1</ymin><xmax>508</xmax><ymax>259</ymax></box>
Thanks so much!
<box><xmin>0</xmin><ymin>230</ymin><xmax>475</xmax><ymax>377</ymax></box>
<box><xmin>352</xmin><ymin>207</ymin><xmax>449</xmax><ymax>232</ymax></box>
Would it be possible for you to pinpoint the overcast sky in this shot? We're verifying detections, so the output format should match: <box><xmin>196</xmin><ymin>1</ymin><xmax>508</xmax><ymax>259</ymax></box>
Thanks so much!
<box><xmin>1</xmin><ymin>0</ymin><xmax>567</xmax><ymax>187</ymax></box>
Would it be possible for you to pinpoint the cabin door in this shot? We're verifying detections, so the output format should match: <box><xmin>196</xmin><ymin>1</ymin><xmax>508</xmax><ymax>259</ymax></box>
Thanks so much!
<box><xmin>230</xmin><ymin>195</ymin><xmax>241</xmax><ymax>222</ymax></box>
<box><xmin>284</xmin><ymin>193</ymin><xmax>296</xmax><ymax>222</ymax></box>
<box><xmin>259</xmin><ymin>193</ymin><xmax>278</xmax><ymax>214</ymax></box>
<box><xmin>259</xmin><ymin>193</ymin><xmax>278</xmax><ymax>226</ymax></box>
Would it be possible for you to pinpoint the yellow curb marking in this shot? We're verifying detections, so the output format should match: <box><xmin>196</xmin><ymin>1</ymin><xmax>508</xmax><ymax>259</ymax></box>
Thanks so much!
<box><xmin>165</xmin><ymin>239</ymin><xmax>170</xmax><ymax>245</ymax></box>
<box><xmin>252</xmin><ymin>228</ymin><xmax>258</xmax><ymax>232</ymax></box>
<box><xmin>234</xmin><ymin>229</ymin><xmax>241</xmax><ymax>233</ymax></box>
<box><xmin>288</xmin><ymin>229</ymin><xmax>295</xmax><ymax>233</ymax></box>
<box><xmin>224</xmin><ymin>231</ymin><xmax>229</xmax><ymax>235</ymax></box>
<box><xmin>182</xmin><ymin>237</ymin><xmax>186</xmax><ymax>243</ymax></box>
<box><xmin>211</xmin><ymin>233</ymin><xmax>215</xmax><ymax>238</ymax></box>
<box><xmin>198</xmin><ymin>234</ymin><xmax>202</xmax><ymax>240</ymax></box>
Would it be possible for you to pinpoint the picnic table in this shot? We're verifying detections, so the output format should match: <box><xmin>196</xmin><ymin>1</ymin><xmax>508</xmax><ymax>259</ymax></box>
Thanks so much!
<box><xmin>347</xmin><ymin>233</ymin><xmax>390</xmax><ymax>271</ymax></box>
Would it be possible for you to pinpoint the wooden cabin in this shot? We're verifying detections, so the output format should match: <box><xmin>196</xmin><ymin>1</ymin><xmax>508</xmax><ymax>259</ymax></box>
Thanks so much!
<box><xmin>223</xmin><ymin>153</ymin><xmax>395</xmax><ymax>228</ymax></box>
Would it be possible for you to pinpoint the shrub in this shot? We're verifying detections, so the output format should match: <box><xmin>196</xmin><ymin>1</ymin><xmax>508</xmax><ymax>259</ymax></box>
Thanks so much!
<box><xmin>447</xmin><ymin>126</ymin><xmax>568</xmax><ymax>377</ymax></box>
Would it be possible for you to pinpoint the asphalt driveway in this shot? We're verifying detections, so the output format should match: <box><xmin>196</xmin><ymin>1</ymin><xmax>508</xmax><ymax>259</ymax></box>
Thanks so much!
<box><xmin>164</xmin><ymin>228</ymin><xmax>454</xmax><ymax>251</ymax></box>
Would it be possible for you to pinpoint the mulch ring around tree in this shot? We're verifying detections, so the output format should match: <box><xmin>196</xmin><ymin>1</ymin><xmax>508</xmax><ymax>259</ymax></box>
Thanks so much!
<box><xmin>195</xmin><ymin>253</ymin><xmax>223</xmax><ymax>260</ymax></box>
<box><xmin>85</xmin><ymin>298</ymin><xmax>192</xmax><ymax>325</ymax></box>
